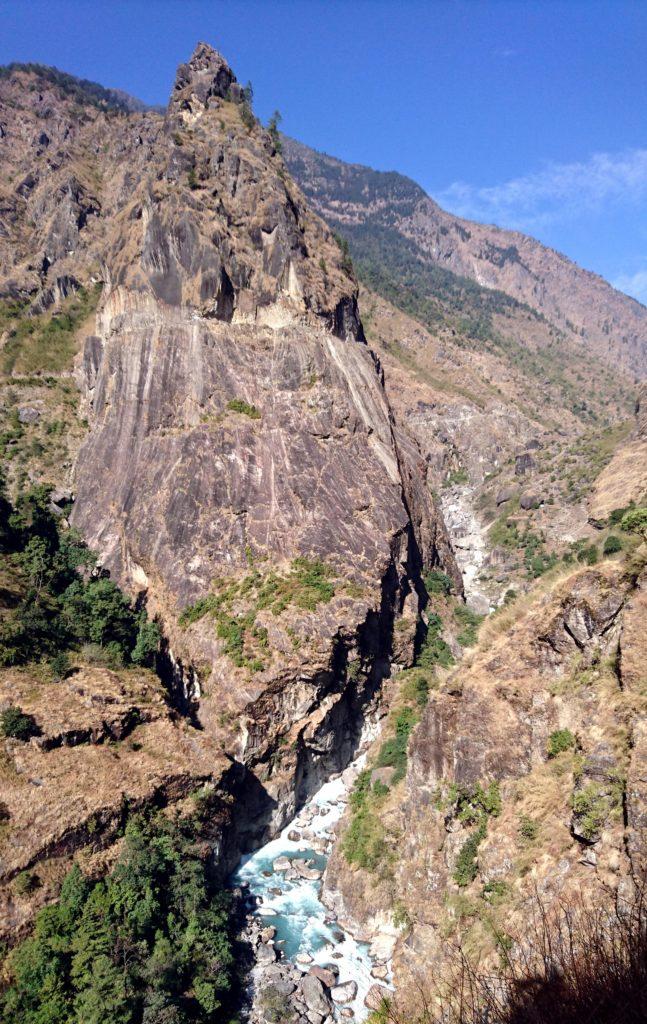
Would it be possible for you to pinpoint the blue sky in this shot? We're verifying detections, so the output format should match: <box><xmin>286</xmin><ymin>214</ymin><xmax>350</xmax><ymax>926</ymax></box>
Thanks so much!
<box><xmin>2</xmin><ymin>0</ymin><xmax>646</xmax><ymax>304</ymax></box>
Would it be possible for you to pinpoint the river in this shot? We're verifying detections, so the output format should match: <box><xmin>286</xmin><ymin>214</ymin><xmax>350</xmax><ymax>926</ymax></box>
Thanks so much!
<box><xmin>232</xmin><ymin>758</ymin><xmax>391</xmax><ymax>1020</ymax></box>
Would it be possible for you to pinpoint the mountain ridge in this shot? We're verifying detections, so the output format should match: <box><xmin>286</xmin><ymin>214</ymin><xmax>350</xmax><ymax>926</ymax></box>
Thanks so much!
<box><xmin>283</xmin><ymin>135</ymin><xmax>647</xmax><ymax>378</ymax></box>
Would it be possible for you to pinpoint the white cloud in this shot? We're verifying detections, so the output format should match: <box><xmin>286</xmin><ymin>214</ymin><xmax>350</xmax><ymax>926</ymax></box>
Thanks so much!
<box><xmin>436</xmin><ymin>148</ymin><xmax>647</xmax><ymax>231</ymax></box>
<box><xmin>613</xmin><ymin>268</ymin><xmax>647</xmax><ymax>305</ymax></box>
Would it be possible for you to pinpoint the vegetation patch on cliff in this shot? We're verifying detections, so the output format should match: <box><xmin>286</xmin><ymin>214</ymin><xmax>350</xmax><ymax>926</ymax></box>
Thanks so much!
<box><xmin>0</xmin><ymin>284</ymin><xmax>101</xmax><ymax>377</ymax></box>
<box><xmin>0</xmin><ymin>481</ymin><xmax>160</xmax><ymax>671</ymax></box>
<box><xmin>179</xmin><ymin>558</ymin><xmax>338</xmax><ymax>671</ymax></box>
<box><xmin>343</xmin><ymin>664</ymin><xmax>431</xmax><ymax>874</ymax></box>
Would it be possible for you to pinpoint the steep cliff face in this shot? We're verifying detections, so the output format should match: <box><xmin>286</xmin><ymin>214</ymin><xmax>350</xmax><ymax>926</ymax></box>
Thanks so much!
<box><xmin>0</xmin><ymin>46</ymin><xmax>459</xmax><ymax>936</ymax></box>
<box><xmin>69</xmin><ymin>44</ymin><xmax>457</xmax><ymax>770</ymax></box>
<box><xmin>283</xmin><ymin>138</ymin><xmax>647</xmax><ymax>379</ymax></box>
<box><xmin>322</xmin><ymin>549</ymin><xmax>647</xmax><ymax>1012</ymax></box>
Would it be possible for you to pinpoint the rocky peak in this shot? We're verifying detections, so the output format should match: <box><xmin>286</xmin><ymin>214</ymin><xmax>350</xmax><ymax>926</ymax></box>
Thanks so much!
<box><xmin>168</xmin><ymin>41</ymin><xmax>241</xmax><ymax>117</ymax></box>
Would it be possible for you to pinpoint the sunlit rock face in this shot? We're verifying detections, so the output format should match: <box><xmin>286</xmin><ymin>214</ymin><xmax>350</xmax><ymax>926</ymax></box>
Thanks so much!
<box><xmin>66</xmin><ymin>44</ymin><xmax>458</xmax><ymax>843</ymax></box>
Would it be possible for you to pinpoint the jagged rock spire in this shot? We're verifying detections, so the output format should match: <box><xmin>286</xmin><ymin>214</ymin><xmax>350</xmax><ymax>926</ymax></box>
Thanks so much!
<box><xmin>168</xmin><ymin>41</ymin><xmax>242</xmax><ymax>114</ymax></box>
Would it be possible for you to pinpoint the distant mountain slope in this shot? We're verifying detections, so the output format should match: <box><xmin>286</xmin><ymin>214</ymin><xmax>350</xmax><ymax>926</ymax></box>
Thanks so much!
<box><xmin>283</xmin><ymin>137</ymin><xmax>647</xmax><ymax>379</ymax></box>
<box><xmin>0</xmin><ymin>62</ymin><xmax>160</xmax><ymax>112</ymax></box>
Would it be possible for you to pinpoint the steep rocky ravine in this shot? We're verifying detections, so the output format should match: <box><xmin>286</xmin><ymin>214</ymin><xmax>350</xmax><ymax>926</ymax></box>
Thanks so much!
<box><xmin>0</xmin><ymin>43</ymin><xmax>645</xmax><ymax>1024</ymax></box>
<box><xmin>321</xmin><ymin>541</ymin><xmax>647</xmax><ymax>1016</ymax></box>
<box><xmin>0</xmin><ymin>45</ymin><xmax>459</xmax><ymax>962</ymax></box>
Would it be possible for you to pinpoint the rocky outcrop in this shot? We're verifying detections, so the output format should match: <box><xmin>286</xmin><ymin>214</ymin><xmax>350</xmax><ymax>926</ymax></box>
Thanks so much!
<box><xmin>322</xmin><ymin>559</ymin><xmax>646</xmax><ymax>1015</ymax></box>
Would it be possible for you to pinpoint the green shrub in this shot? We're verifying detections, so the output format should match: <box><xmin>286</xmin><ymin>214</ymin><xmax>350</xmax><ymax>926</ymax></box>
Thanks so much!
<box><xmin>342</xmin><ymin>802</ymin><xmax>388</xmax><ymax>871</ymax></box>
<box><xmin>518</xmin><ymin>815</ymin><xmax>539</xmax><ymax>841</ymax></box>
<box><xmin>240</xmin><ymin>101</ymin><xmax>256</xmax><ymax>131</ymax></box>
<box><xmin>489</xmin><ymin>514</ymin><xmax>520</xmax><ymax>549</ymax></box>
<box><xmin>267</xmin><ymin>109</ymin><xmax>283</xmax><ymax>152</ymax></box>
<box><xmin>392</xmin><ymin>900</ymin><xmax>412</xmax><ymax>930</ymax></box>
<box><xmin>603</xmin><ymin>534</ymin><xmax>623</xmax><ymax>555</ymax></box>
<box><xmin>454</xmin><ymin>781</ymin><xmax>502</xmax><ymax>824</ymax></box>
<box><xmin>446</xmin><ymin>468</ymin><xmax>469</xmax><ymax>487</ymax></box>
<box><xmin>572</xmin><ymin>783</ymin><xmax>610</xmax><ymax>841</ymax></box>
<box><xmin>454</xmin><ymin>604</ymin><xmax>484</xmax><ymax>647</ymax></box>
<box><xmin>423</xmin><ymin>569</ymin><xmax>452</xmax><ymax>595</ymax></box>
<box><xmin>454</xmin><ymin>820</ymin><xmax>487</xmax><ymax>886</ymax></box>
<box><xmin>130</xmin><ymin>619</ymin><xmax>161</xmax><ymax>667</ymax></box>
<box><xmin>577</xmin><ymin>543</ymin><xmax>599</xmax><ymax>565</ymax></box>
<box><xmin>80</xmin><ymin>642</ymin><xmax>124</xmax><ymax>669</ymax></box>
<box><xmin>620</xmin><ymin>507</ymin><xmax>647</xmax><ymax>538</ymax></box>
<box><xmin>417</xmin><ymin>613</ymin><xmax>454</xmax><ymax>669</ymax></box>
<box><xmin>375</xmin><ymin>706</ymin><xmax>419</xmax><ymax>784</ymax></box>
<box><xmin>49</xmin><ymin>650</ymin><xmax>71</xmax><ymax>681</ymax></box>
<box><xmin>609</xmin><ymin>505</ymin><xmax>632</xmax><ymax>526</ymax></box>
<box><xmin>13</xmin><ymin>870</ymin><xmax>39</xmax><ymax>896</ymax></box>
<box><xmin>547</xmin><ymin>728</ymin><xmax>576</xmax><ymax>758</ymax></box>
<box><xmin>0</xmin><ymin>705</ymin><xmax>38</xmax><ymax>741</ymax></box>
<box><xmin>399</xmin><ymin>669</ymin><xmax>430</xmax><ymax>708</ymax></box>
<box><xmin>333</xmin><ymin>233</ymin><xmax>354</xmax><ymax>275</ymax></box>
<box><xmin>226</xmin><ymin>398</ymin><xmax>261</xmax><ymax>419</ymax></box>
<box><xmin>482</xmin><ymin>879</ymin><xmax>509</xmax><ymax>902</ymax></box>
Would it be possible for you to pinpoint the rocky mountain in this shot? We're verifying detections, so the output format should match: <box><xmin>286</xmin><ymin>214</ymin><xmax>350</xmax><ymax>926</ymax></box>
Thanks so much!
<box><xmin>0</xmin><ymin>44</ymin><xmax>645</xmax><ymax>1024</ymax></box>
<box><xmin>0</xmin><ymin>43</ymin><xmax>456</xmax><ymax>943</ymax></box>
<box><xmin>283</xmin><ymin>137</ymin><xmax>647</xmax><ymax>379</ymax></box>
<box><xmin>284</xmin><ymin>138</ymin><xmax>645</xmax><ymax>613</ymax></box>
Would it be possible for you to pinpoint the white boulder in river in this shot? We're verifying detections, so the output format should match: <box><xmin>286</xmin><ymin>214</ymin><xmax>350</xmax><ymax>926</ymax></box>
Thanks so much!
<box><xmin>331</xmin><ymin>981</ymin><xmax>359</xmax><ymax>1004</ymax></box>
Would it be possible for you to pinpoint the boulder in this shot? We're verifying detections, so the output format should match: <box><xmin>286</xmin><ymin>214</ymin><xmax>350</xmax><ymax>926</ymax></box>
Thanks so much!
<box><xmin>520</xmin><ymin>493</ymin><xmax>541</xmax><ymax>510</ymax></box>
<box><xmin>515</xmin><ymin>451</ymin><xmax>534</xmax><ymax>476</ymax></box>
<box><xmin>309</xmin><ymin>965</ymin><xmax>337</xmax><ymax>988</ymax></box>
<box><xmin>370</xmin><ymin>766</ymin><xmax>395</xmax><ymax>788</ymax></box>
<box><xmin>331</xmin><ymin>980</ymin><xmax>358</xmax><ymax>1004</ymax></box>
<box><xmin>496</xmin><ymin>488</ymin><xmax>517</xmax><ymax>506</ymax></box>
<box><xmin>300</xmin><ymin>974</ymin><xmax>332</xmax><ymax>1016</ymax></box>
<box><xmin>371</xmin><ymin>965</ymin><xmax>389</xmax><ymax>980</ymax></box>
<box><xmin>301</xmin><ymin>867</ymin><xmax>323</xmax><ymax>881</ymax></box>
<box><xmin>18</xmin><ymin>406</ymin><xmax>40</xmax><ymax>423</ymax></box>
<box><xmin>288</xmin><ymin>830</ymin><xmax>301</xmax><ymax>841</ymax></box>
<box><xmin>262</xmin><ymin>971</ymin><xmax>296</xmax><ymax>998</ymax></box>
<box><xmin>256</xmin><ymin>942</ymin><xmax>277</xmax><ymax>965</ymax></box>
<box><xmin>273</xmin><ymin>856</ymin><xmax>291</xmax><ymax>872</ymax></box>
<box><xmin>364</xmin><ymin>985</ymin><xmax>390</xmax><ymax>1011</ymax></box>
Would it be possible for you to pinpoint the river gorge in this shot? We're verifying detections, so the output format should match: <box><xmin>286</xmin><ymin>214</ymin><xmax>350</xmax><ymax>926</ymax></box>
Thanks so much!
<box><xmin>232</xmin><ymin>755</ymin><xmax>392</xmax><ymax>1022</ymax></box>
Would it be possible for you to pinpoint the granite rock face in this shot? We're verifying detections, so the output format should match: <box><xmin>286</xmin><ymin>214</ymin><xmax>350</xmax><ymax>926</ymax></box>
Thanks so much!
<box><xmin>52</xmin><ymin>48</ymin><xmax>452</xmax><ymax>843</ymax></box>
<box><xmin>0</xmin><ymin>46</ymin><xmax>458</xmax><ymax>936</ymax></box>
